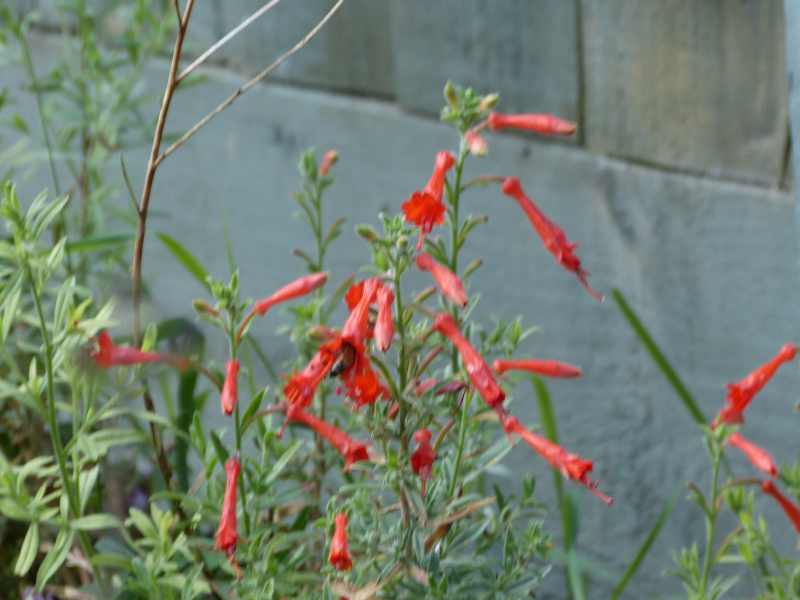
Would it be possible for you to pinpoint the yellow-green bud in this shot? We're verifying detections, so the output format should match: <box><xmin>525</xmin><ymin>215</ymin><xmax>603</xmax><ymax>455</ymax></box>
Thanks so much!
<box><xmin>444</xmin><ymin>80</ymin><xmax>459</xmax><ymax>109</ymax></box>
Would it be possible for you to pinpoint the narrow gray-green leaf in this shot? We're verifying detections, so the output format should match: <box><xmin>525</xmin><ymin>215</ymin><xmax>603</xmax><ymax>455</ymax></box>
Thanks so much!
<box><xmin>35</xmin><ymin>528</ymin><xmax>75</xmax><ymax>592</ymax></box>
<box><xmin>14</xmin><ymin>522</ymin><xmax>38</xmax><ymax>576</ymax></box>
<box><xmin>156</xmin><ymin>232</ymin><xmax>211</xmax><ymax>291</ymax></box>
<box><xmin>65</xmin><ymin>230</ymin><xmax>135</xmax><ymax>253</ymax></box>
<box><xmin>71</xmin><ymin>513</ymin><xmax>121</xmax><ymax>531</ymax></box>
<box><xmin>611</xmin><ymin>289</ymin><xmax>705</xmax><ymax>424</ymax></box>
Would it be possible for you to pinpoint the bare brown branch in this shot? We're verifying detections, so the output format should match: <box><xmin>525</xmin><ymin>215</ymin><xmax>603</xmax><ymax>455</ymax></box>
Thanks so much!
<box><xmin>155</xmin><ymin>0</ymin><xmax>348</xmax><ymax>167</ymax></box>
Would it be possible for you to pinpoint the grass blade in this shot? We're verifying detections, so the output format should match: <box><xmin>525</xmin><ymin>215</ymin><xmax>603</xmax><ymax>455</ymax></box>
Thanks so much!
<box><xmin>156</xmin><ymin>232</ymin><xmax>211</xmax><ymax>291</ymax></box>
<box><xmin>611</xmin><ymin>288</ymin><xmax>705</xmax><ymax>424</ymax></box>
<box><xmin>609</xmin><ymin>487</ymin><xmax>681</xmax><ymax>600</ymax></box>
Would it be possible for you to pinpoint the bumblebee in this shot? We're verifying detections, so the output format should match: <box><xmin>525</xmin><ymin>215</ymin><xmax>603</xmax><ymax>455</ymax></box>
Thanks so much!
<box><xmin>329</xmin><ymin>342</ymin><xmax>356</xmax><ymax>377</ymax></box>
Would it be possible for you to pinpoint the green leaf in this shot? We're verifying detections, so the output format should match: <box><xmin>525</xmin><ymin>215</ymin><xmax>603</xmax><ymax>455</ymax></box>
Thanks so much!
<box><xmin>31</xmin><ymin>195</ymin><xmax>69</xmax><ymax>241</ymax></box>
<box><xmin>35</xmin><ymin>529</ymin><xmax>75</xmax><ymax>592</ymax></box>
<box><xmin>209</xmin><ymin>431</ymin><xmax>230</xmax><ymax>466</ymax></box>
<box><xmin>14</xmin><ymin>522</ymin><xmax>38</xmax><ymax>576</ymax></box>
<box><xmin>611</xmin><ymin>289</ymin><xmax>705</xmax><ymax>424</ymax></box>
<box><xmin>265</xmin><ymin>440</ymin><xmax>304</xmax><ymax>485</ymax></box>
<box><xmin>156</xmin><ymin>232</ymin><xmax>211</xmax><ymax>291</ymax></box>
<box><xmin>609</xmin><ymin>487</ymin><xmax>680</xmax><ymax>600</ymax></box>
<box><xmin>64</xmin><ymin>230</ymin><xmax>135</xmax><ymax>253</ymax></box>
<box><xmin>71</xmin><ymin>513</ymin><xmax>122</xmax><ymax>531</ymax></box>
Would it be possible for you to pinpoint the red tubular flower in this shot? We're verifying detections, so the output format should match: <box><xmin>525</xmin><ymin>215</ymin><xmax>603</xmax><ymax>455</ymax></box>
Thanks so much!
<box><xmin>433</xmin><ymin>313</ymin><xmax>506</xmax><ymax>414</ymax></box>
<box><xmin>415</xmin><ymin>253</ymin><xmax>468</xmax><ymax>308</ymax></box>
<box><xmin>328</xmin><ymin>513</ymin><xmax>353</xmax><ymax>571</ymax></box>
<box><xmin>287</xmin><ymin>405</ymin><xmax>370</xmax><ymax>470</ymax></box>
<box><xmin>762</xmin><ymin>480</ymin><xmax>800</xmax><ymax>542</ymax></box>
<box><xmin>319</xmin><ymin>150</ymin><xmax>338</xmax><ymax>176</ymax></box>
<box><xmin>503</xmin><ymin>415</ymin><xmax>612</xmax><ymax>505</ymax></box>
<box><xmin>221</xmin><ymin>359</ymin><xmax>240</xmax><ymax>416</ymax></box>
<box><xmin>341</xmin><ymin>279</ymin><xmax>380</xmax><ymax>349</ymax></box>
<box><xmin>728</xmin><ymin>432</ymin><xmax>777</xmax><ymax>478</ymax></box>
<box><xmin>492</xmin><ymin>358</ymin><xmax>582</xmax><ymax>379</ymax></box>
<box><xmin>411</xmin><ymin>429</ymin><xmax>437</xmax><ymax>496</ymax></box>
<box><xmin>401</xmin><ymin>151</ymin><xmax>455</xmax><ymax>251</ymax></box>
<box><xmin>215</xmin><ymin>454</ymin><xmax>243</xmax><ymax>580</ymax></box>
<box><xmin>713</xmin><ymin>344</ymin><xmax>797</xmax><ymax>428</ymax></box>
<box><xmin>253</xmin><ymin>272</ymin><xmax>328</xmax><ymax>316</ymax></box>
<box><xmin>374</xmin><ymin>287</ymin><xmax>395</xmax><ymax>353</ymax></box>
<box><xmin>282</xmin><ymin>346</ymin><xmax>338</xmax><ymax>408</ymax></box>
<box><xmin>487</xmin><ymin>112</ymin><xmax>576</xmax><ymax>136</ymax></box>
<box><xmin>501</xmin><ymin>177</ymin><xmax>602</xmax><ymax>303</ymax></box>
<box><xmin>465</xmin><ymin>130</ymin><xmax>487</xmax><ymax>156</ymax></box>
<box><xmin>91</xmin><ymin>331</ymin><xmax>188</xmax><ymax>370</ymax></box>
<box><xmin>424</xmin><ymin>151</ymin><xmax>456</xmax><ymax>202</ymax></box>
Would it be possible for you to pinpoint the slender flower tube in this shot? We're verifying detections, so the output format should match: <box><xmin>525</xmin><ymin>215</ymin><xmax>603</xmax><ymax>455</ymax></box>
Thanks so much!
<box><xmin>374</xmin><ymin>287</ymin><xmax>395</xmax><ymax>353</ymax></box>
<box><xmin>727</xmin><ymin>432</ymin><xmax>777</xmax><ymax>478</ymax></box>
<box><xmin>416</xmin><ymin>252</ymin><xmax>468</xmax><ymax>307</ymax></box>
<box><xmin>282</xmin><ymin>346</ymin><xmax>338</xmax><ymax>408</ymax></box>
<box><xmin>341</xmin><ymin>279</ymin><xmax>380</xmax><ymax>349</ymax></box>
<box><xmin>492</xmin><ymin>358</ymin><xmax>582</xmax><ymax>379</ymax></box>
<box><xmin>328</xmin><ymin>513</ymin><xmax>353</xmax><ymax>571</ymax></box>
<box><xmin>501</xmin><ymin>177</ymin><xmax>602</xmax><ymax>302</ymax></box>
<box><xmin>401</xmin><ymin>151</ymin><xmax>455</xmax><ymax>251</ymax></box>
<box><xmin>221</xmin><ymin>359</ymin><xmax>240</xmax><ymax>416</ymax></box>
<box><xmin>254</xmin><ymin>272</ymin><xmax>328</xmax><ymax>316</ymax></box>
<box><xmin>319</xmin><ymin>149</ymin><xmax>339</xmax><ymax>176</ymax></box>
<box><xmin>411</xmin><ymin>429</ymin><xmax>437</xmax><ymax>496</ymax></box>
<box><xmin>215</xmin><ymin>454</ymin><xmax>243</xmax><ymax>580</ymax></box>
<box><xmin>286</xmin><ymin>405</ymin><xmax>369</xmax><ymax>470</ymax></box>
<box><xmin>91</xmin><ymin>331</ymin><xmax>188</xmax><ymax>370</ymax></box>
<box><xmin>424</xmin><ymin>151</ymin><xmax>456</xmax><ymax>202</ymax></box>
<box><xmin>487</xmin><ymin>112</ymin><xmax>576</xmax><ymax>136</ymax></box>
<box><xmin>503</xmin><ymin>415</ymin><xmax>612</xmax><ymax>505</ymax></box>
<box><xmin>433</xmin><ymin>313</ymin><xmax>505</xmax><ymax>413</ymax></box>
<box><xmin>762</xmin><ymin>480</ymin><xmax>800</xmax><ymax>543</ymax></box>
<box><xmin>713</xmin><ymin>344</ymin><xmax>797</xmax><ymax>428</ymax></box>
<box><xmin>465</xmin><ymin>130</ymin><xmax>487</xmax><ymax>156</ymax></box>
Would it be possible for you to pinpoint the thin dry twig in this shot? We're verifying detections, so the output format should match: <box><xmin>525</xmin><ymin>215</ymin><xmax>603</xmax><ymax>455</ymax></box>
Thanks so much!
<box><xmin>155</xmin><ymin>0</ymin><xmax>348</xmax><ymax>167</ymax></box>
<box><xmin>176</xmin><ymin>0</ymin><xmax>285</xmax><ymax>84</ymax></box>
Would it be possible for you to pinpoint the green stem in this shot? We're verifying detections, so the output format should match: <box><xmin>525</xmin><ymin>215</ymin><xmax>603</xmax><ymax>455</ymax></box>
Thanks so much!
<box><xmin>27</xmin><ymin>269</ymin><xmax>103</xmax><ymax>587</ymax></box>
<box><xmin>700</xmin><ymin>446</ymin><xmax>721</xmax><ymax>597</ymax></box>
<box><xmin>448</xmin><ymin>390</ymin><xmax>470</xmax><ymax>498</ymax></box>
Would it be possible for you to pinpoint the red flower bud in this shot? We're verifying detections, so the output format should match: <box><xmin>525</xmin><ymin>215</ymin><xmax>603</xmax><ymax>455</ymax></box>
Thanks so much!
<box><xmin>492</xmin><ymin>358</ymin><xmax>582</xmax><ymax>379</ymax></box>
<box><xmin>374</xmin><ymin>287</ymin><xmax>395</xmax><ymax>353</ymax></box>
<box><xmin>254</xmin><ymin>272</ymin><xmax>328</xmax><ymax>316</ymax></box>
<box><xmin>713</xmin><ymin>344</ymin><xmax>796</xmax><ymax>428</ymax></box>
<box><xmin>411</xmin><ymin>429</ymin><xmax>436</xmax><ymax>496</ymax></box>
<box><xmin>328</xmin><ymin>513</ymin><xmax>353</xmax><ymax>571</ymax></box>
<box><xmin>501</xmin><ymin>177</ymin><xmax>602</xmax><ymax>302</ymax></box>
<box><xmin>433</xmin><ymin>313</ymin><xmax>505</xmax><ymax>413</ymax></box>
<box><xmin>502</xmin><ymin>416</ymin><xmax>611</xmax><ymax>505</ymax></box>
<box><xmin>465</xmin><ymin>130</ymin><xmax>487</xmax><ymax>156</ymax></box>
<box><xmin>487</xmin><ymin>112</ymin><xmax>576</xmax><ymax>136</ymax></box>
<box><xmin>215</xmin><ymin>455</ymin><xmax>243</xmax><ymax>580</ymax></box>
<box><xmin>221</xmin><ymin>359</ymin><xmax>240</xmax><ymax>416</ymax></box>
<box><xmin>415</xmin><ymin>253</ymin><xmax>468</xmax><ymax>308</ymax></box>
<box><xmin>319</xmin><ymin>150</ymin><xmax>339</xmax><ymax>176</ymax></box>
<box><xmin>727</xmin><ymin>432</ymin><xmax>777</xmax><ymax>478</ymax></box>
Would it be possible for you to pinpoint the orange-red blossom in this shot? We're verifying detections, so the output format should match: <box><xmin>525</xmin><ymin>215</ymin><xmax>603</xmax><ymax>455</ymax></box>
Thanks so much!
<box><xmin>319</xmin><ymin>150</ymin><xmax>338</xmax><ymax>176</ymax></box>
<box><xmin>253</xmin><ymin>272</ymin><xmax>328</xmax><ymax>316</ymax></box>
<box><xmin>433</xmin><ymin>313</ymin><xmax>506</xmax><ymax>415</ymax></box>
<box><xmin>215</xmin><ymin>454</ymin><xmax>243</xmax><ymax>580</ymax></box>
<box><xmin>374</xmin><ymin>286</ymin><xmax>395</xmax><ymax>353</ymax></box>
<box><xmin>286</xmin><ymin>405</ymin><xmax>369</xmax><ymax>471</ymax></box>
<box><xmin>713</xmin><ymin>343</ymin><xmax>796</xmax><ymax>428</ymax></box>
<box><xmin>221</xmin><ymin>359</ymin><xmax>240</xmax><ymax>416</ymax></box>
<box><xmin>401</xmin><ymin>151</ymin><xmax>455</xmax><ymax>251</ymax></box>
<box><xmin>91</xmin><ymin>331</ymin><xmax>188</xmax><ymax>370</ymax></box>
<box><xmin>416</xmin><ymin>252</ymin><xmax>468</xmax><ymax>308</ymax></box>
<box><xmin>487</xmin><ymin>112</ymin><xmax>576</xmax><ymax>136</ymax></box>
<box><xmin>492</xmin><ymin>358</ymin><xmax>582</xmax><ymax>379</ymax></box>
<box><xmin>727</xmin><ymin>432</ymin><xmax>777</xmax><ymax>478</ymax></box>
<box><xmin>329</xmin><ymin>513</ymin><xmax>353</xmax><ymax>571</ymax></box>
<box><xmin>502</xmin><ymin>415</ymin><xmax>612</xmax><ymax>505</ymax></box>
<box><xmin>762</xmin><ymin>480</ymin><xmax>800</xmax><ymax>545</ymax></box>
<box><xmin>411</xmin><ymin>429</ymin><xmax>437</xmax><ymax>496</ymax></box>
<box><xmin>501</xmin><ymin>177</ymin><xmax>602</xmax><ymax>303</ymax></box>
